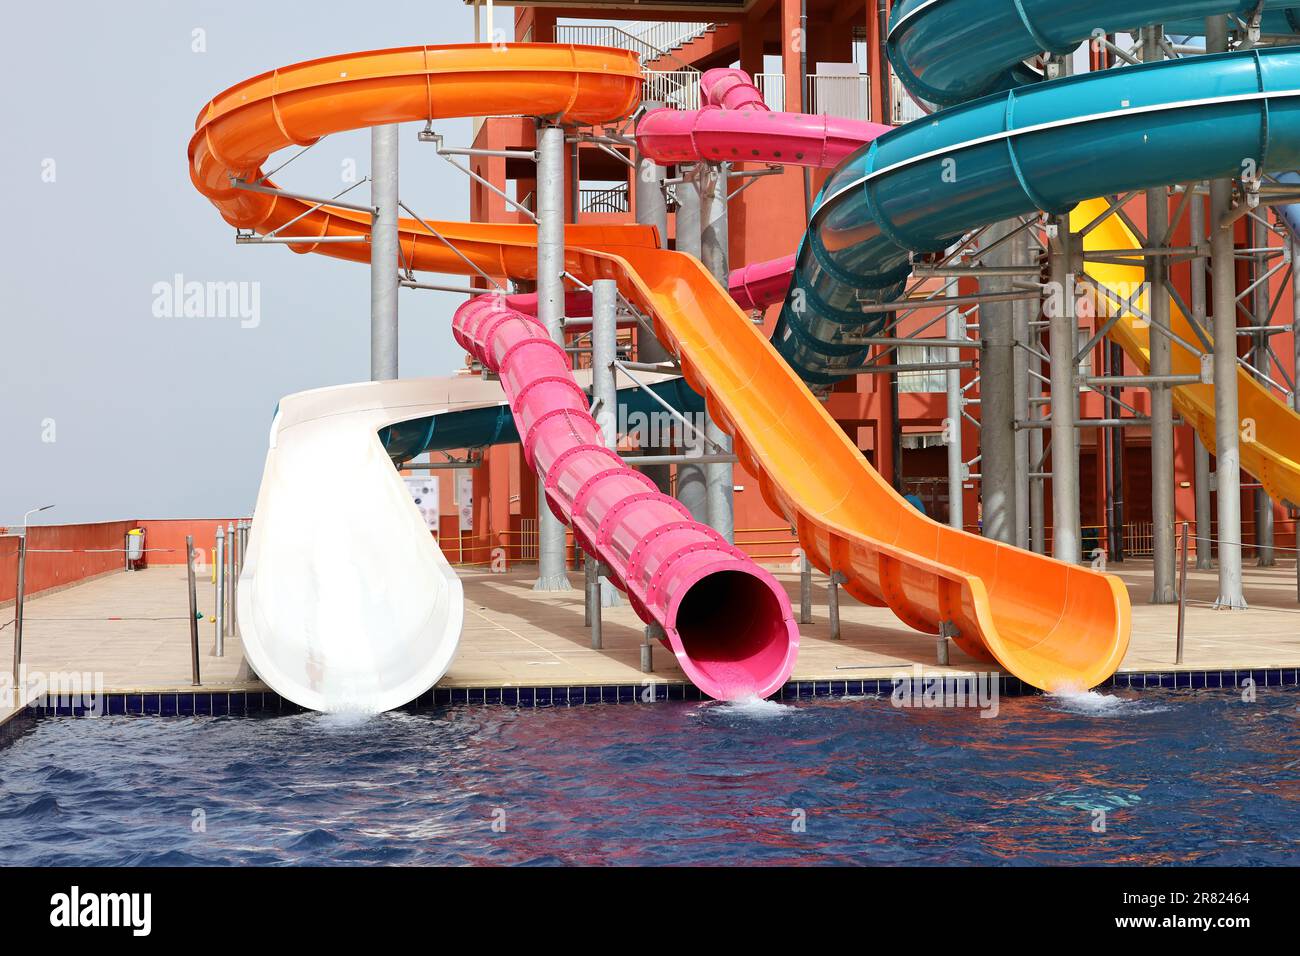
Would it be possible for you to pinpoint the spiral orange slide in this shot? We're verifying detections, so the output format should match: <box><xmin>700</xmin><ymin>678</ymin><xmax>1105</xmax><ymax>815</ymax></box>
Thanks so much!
<box><xmin>190</xmin><ymin>43</ymin><xmax>1130</xmax><ymax>692</ymax></box>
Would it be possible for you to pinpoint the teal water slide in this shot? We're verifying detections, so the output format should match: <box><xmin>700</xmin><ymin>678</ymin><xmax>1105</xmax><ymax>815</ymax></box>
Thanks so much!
<box><xmin>775</xmin><ymin>0</ymin><xmax>1300</xmax><ymax>386</ymax></box>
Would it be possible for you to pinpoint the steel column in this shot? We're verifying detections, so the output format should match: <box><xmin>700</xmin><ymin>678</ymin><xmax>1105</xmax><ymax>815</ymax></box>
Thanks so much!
<box><xmin>978</xmin><ymin>221</ymin><xmax>1017</xmax><ymax>544</ymax></box>
<box><xmin>1191</xmin><ymin>191</ymin><xmax>1214</xmax><ymax>569</ymax></box>
<box><xmin>700</xmin><ymin>161</ymin><xmax>734</xmax><ymax>543</ymax></box>
<box><xmin>673</xmin><ymin>164</ymin><xmax>708</xmax><ymax>522</ymax></box>
<box><xmin>370</xmin><ymin>124</ymin><xmax>399</xmax><ymax>381</ymax></box>
<box><xmin>591</xmin><ymin>278</ymin><xmax>622</xmax><ymax>608</ymax></box>
<box><xmin>1250</xmin><ymin>214</ymin><xmax>1275</xmax><ymax>565</ymax></box>
<box><xmin>1012</xmin><ymin>229</ymin><xmax>1033</xmax><ymax>549</ymax></box>
<box><xmin>1049</xmin><ymin>218</ymin><xmax>1081</xmax><ymax>563</ymax></box>
<box><xmin>634</xmin><ymin>102</ymin><xmax>674</xmax><ymax>496</ymax></box>
<box><xmin>533</xmin><ymin>121</ymin><xmax>573</xmax><ymax>591</ymax></box>
<box><xmin>945</xmin><ymin>281</ymin><xmax>965</xmax><ymax>530</ymax></box>
<box><xmin>1207</xmin><ymin>15</ymin><xmax>1246</xmax><ymax>607</ymax></box>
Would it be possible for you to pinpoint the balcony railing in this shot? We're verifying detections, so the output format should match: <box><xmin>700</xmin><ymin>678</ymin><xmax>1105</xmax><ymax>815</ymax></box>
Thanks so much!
<box><xmin>580</xmin><ymin>184</ymin><xmax>629</xmax><ymax>214</ymax></box>
<box><xmin>806</xmin><ymin>74</ymin><xmax>872</xmax><ymax>122</ymax></box>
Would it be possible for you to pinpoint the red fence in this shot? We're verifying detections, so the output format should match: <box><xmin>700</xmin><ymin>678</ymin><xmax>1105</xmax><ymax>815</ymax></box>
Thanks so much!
<box><xmin>0</xmin><ymin>521</ymin><xmax>136</xmax><ymax>603</ymax></box>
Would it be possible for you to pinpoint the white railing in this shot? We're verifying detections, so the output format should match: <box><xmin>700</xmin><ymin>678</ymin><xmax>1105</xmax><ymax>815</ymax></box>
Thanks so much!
<box><xmin>806</xmin><ymin>74</ymin><xmax>872</xmax><ymax>122</ymax></box>
<box><xmin>643</xmin><ymin>70</ymin><xmax>701</xmax><ymax>111</ymax></box>
<box><xmin>627</xmin><ymin>20</ymin><xmax>714</xmax><ymax>54</ymax></box>
<box><xmin>580</xmin><ymin>184</ymin><xmax>629</xmax><ymax>214</ymax></box>
<box><xmin>754</xmin><ymin>73</ymin><xmax>787</xmax><ymax>111</ymax></box>
<box><xmin>890</xmin><ymin>71</ymin><xmax>931</xmax><ymax>124</ymax></box>
<box><xmin>554</xmin><ymin>22</ymin><xmax>695</xmax><ymax>72</ymax></box>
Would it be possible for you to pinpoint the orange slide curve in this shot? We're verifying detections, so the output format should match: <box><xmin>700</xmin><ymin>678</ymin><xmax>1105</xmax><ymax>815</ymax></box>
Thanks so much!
<box><xmin>191</xmin><ymin>43</ymin><xmax>1130</xmax><ymax>692</ymax></box>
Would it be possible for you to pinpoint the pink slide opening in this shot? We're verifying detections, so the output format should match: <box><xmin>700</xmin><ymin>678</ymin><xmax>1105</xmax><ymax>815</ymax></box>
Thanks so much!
<box><xmin>452</xmin><ymin>294</ymin><xmax>799</xmax><ymax>700</ymax></box>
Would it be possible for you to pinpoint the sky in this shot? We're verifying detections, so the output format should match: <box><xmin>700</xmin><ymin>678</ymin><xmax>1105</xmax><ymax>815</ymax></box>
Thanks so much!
<box><xmin>0</xmin><ymin>1</ymin><xmax>481</xmax><ymax>524</ymax></box>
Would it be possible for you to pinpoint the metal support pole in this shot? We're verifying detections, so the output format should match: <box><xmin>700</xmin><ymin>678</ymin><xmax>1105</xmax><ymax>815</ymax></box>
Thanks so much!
<box><xmin>1049</xmin><ymin>218</ymin><xmax>1082</xmax><ymax>562</ymax></box>
<box><xmin>591</xmin><ymin>279</ymin><xmax>621</xmax><ymax>608</ymax></box>
<box><xmin>214</xmin><ymin>525</ymin><xmax>225</xmax><ymax>657</ymax></box>
<box><xmin>1191</xmin><ymin>191</ymin><xmax>1214</xmax><ymax>569</ymax></box>
<box><xmin>1251</xmin><ymin>213</ymin><xmax>1275</xmax><ymax>566</ymax></box>
<box><xmin>978</xmin><ymin>221</ymin><xmax>1018</xmax><ymax>544</ymax></box>
<box><xmin>633</xmin><ymin>103</ymin><xmax>674</xmax><ymax>496</ymax></box>
<box><xmin>230</xmin><ymin>520</ymin><xmax>242</xmax><ymax>637</ymax></box>
<box><xmin>1176</xmin><ymin>521</ymin><xmax>1189</xmax><ymax>664</ymax></box>
<box><xmin>370</xmin><ymin>124</ymin><xmax>399</xmax><ymax>381</ymax></box>
<box><xmin>700</xmin><ymin>161</ymin><xmax>734</xmax><ymax>543</ymax></box>
<box><xmin>1293</xmin><ymin>235</ymin><xmax>1300</xmax><ymax>597</ymax></box>
<box><xmin>534</xmin><ymin>121</ymin><xmax>573</xmax><ymax>591</ymax></box>
<box><xmin>945</xmin><ymin>283</ymin><xmax>965</xmax><ymax>530</ymax></box>
<box><xmin>1012</xmin><ymin>229</ymin><xmax>1032</xmax><ymax>549</ymax></box>
<box><xmin>827</xmin><ymin>571</ymin><xmax>844</xmax><ymax>640</ymax></box>
<box><xmin>1144</xmin><ymin>30</ymin><xmax>1176</xmax><ymax>601</ymax></box>
<box><xmin>582</xmin><ymin>550</ymin><xmax>591</xmax><ymax>626</ymax></box>
<box><xmin>11</xmin><ymin>536</ymin><xmax>26</xmax><ymax>689</ymax></box>
<box><xmin>586</xmin><ymin>555</ymin><xmax>602</xmax><ymax>649</ymax></box>
<box><xmin>642</xmin><ymin>623</ymin><xmax>662</xmax><ymax>674</ymax></box>
<box><xmin>1029</xmin><ymin>321</ymin><xmax>1046</xmax><ymax>554</ymax></box>
<box><xmin>937</xmin><ymin>621</ymin><xmax>955</xmax><ymax>666</ymax></box>
<box><xmin>1208</xmin><ymin>14</ymin><xmax>1246</xmax><ymax>608</ymax></box>
<box><xmin>799</xmin><ymin>550</ymin><xmax>812</xmax><ymax>624</ymax></box>
<box><xmin>225</xmin><ymin>522</ymin><xmax>236</xmax><ymax>639</ymax></box>
<box><xmin>186</xmin><ymin>535</ymin><xmax>201</xmax><ymax>686</ymax></box>
<box><xmin>674</xmin><ymin>164</ymin><xmax>708</xmax><ymax>523</ymax></box>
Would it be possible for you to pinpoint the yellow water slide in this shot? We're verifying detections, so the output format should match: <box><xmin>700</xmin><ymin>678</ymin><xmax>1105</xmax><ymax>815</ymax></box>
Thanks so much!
<box><xmin>1074</xmin><ymin>198</ymin><xmax>1300</xmax><ymax>508</ymax></box>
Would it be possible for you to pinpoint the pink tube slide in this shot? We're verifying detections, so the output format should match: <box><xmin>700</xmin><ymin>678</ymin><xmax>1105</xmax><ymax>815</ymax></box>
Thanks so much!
<box><xmin>729</xmin><ymin>254</ymin><xmax>798</xmax><ymax>311</ymax></box>
<box><xmin>638</xmin><ymin>68</ymin><xmax>889</xmax><ymax>312</ymax></box>
<box><xmin>452</xmin><ymin>294</ymin><xmax>799</xmax><ymax>700</ymax></box>
<box><xmin>637</xmin><ymin>68</ymin><xmax>890</xmax><ymax>172</ymax></box>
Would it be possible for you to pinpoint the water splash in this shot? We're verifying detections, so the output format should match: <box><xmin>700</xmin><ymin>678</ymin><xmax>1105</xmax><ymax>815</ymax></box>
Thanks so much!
<box><xmin>1047</xmin><ymin>688</ymin><xmax>1170</xmax><ymax>717</ymax></box>
<box><xmin>703</xmin><ymin>694</ymin><xmax>796</xmax><ymax>718</ymax></box>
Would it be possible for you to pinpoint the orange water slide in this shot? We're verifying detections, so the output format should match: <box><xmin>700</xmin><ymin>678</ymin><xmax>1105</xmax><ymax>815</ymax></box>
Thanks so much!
<box><xmin>191</xmin><ymin>43</ymin><xmax>1130</xmax><ymax>691</ymax></box>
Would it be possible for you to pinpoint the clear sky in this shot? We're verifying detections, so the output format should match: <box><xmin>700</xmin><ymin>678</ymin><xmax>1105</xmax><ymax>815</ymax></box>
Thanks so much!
<box><xmin>0</xmin><ymin>1</ymin><xmax>480</xmax><ymax>524</ymax></box>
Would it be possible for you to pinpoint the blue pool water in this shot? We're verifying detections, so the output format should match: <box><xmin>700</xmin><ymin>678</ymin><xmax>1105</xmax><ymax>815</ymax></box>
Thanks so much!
<box><xmin>1</xmin><ymin>687</ymin><xmax>1297</xmax><ymax>866</ymax></box>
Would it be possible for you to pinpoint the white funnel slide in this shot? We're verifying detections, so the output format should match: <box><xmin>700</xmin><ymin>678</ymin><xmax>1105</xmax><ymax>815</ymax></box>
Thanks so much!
<box><xmin>237</xmin><ymin>379</ymin><xmax>464</xmax><ymax>713</ymax></box>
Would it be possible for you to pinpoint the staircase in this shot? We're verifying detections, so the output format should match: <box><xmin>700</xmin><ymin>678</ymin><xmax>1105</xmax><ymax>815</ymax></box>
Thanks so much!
<box><xmin>554</xmin><ymin>20</ymin><xmax>721</xmax><ymax>112</ymax></box>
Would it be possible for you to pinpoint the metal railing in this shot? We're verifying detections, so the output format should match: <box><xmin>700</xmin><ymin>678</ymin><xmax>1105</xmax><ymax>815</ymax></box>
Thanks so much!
<box><xmin>754</xmin><ymin>73</ymin><xmax>787</xmax><ymax>111</ymax></box>
<box><xmin>554</xmin><ymin>23</ymin><xmax>697</xmax><ymax>74</ymax></box>
<box><xmin>626</xmin><ymin>20</ymin><xmax>715</xmax><ymax>54</ymax></box>
<box><xmin>580</xmin><ymin>184</ymin><xmax>629</xmax><ymax>214</ymax></box>
<box><xmin>891</xmin><ymin>71</ymin><xmax>930</xmax><ymax>124</ymax></box>
<box><xmin>643</xmin><ymin>69</ymin><xmax>701</xmax><ymax>110</ymax></box>
<box><xmin>806</xmin><ymin>74</ymin><xmax>872</xmax><ymax>121</ymax></box>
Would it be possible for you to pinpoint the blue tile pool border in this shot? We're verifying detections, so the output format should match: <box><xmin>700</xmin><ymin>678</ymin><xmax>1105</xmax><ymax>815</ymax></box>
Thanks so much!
<box><xmin>7</xmin><ymin>665</ymin><xmax>1298</xmax><ymax>720</ymax></box>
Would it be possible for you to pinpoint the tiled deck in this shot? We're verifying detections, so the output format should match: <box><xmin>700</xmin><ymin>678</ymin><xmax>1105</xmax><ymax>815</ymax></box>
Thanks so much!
<box><xmin>2</xmin><ymin>556</ymin><xmax>1298</xmax><ymax>722</ymax></box>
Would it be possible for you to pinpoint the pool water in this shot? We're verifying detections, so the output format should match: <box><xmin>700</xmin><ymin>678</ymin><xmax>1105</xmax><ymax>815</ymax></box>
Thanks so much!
<box><xmin>1</xmin><ymin>688</ymin><xmax>1297</xmax><ymax>865</ymax></box>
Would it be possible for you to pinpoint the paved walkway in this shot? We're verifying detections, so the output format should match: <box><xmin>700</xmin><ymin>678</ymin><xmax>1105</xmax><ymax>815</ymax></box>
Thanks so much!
<box><xmin>2</xmin><ymin>557</ymin><xmax>1297</xmax><ymax>722</ymax></box>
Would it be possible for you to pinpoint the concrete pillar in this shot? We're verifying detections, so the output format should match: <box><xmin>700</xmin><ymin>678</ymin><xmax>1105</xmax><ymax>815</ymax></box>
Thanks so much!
<box><xmin>533</xmin><ymin>121</ymin><xmax>572</xmax><ymax>592</ymax></box>
<box><xmin>700</xmin><ymin>161</ymin><xmax>734</xmax><ymax>543</ymax></box>
<box><xmin>370</xmin><ymin>125</ymin><xmax>399</xmax><ymax>381</ymax></box>
<box><xmin>1207</xmin><ymin>16</ymin><xmax>1246</xmax><ymax>608</ymax></box>
<box><xmin>978</xmin><ymin>221</ymin><xmax>1017</xmax><ymax>544</ymax></box>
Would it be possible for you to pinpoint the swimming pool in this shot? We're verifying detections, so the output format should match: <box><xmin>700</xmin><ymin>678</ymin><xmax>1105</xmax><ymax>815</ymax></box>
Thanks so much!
<box><xmin>1</xmin><ymin>688</ymin><xmax>1296</xmax><ymax>866</ymax></box>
